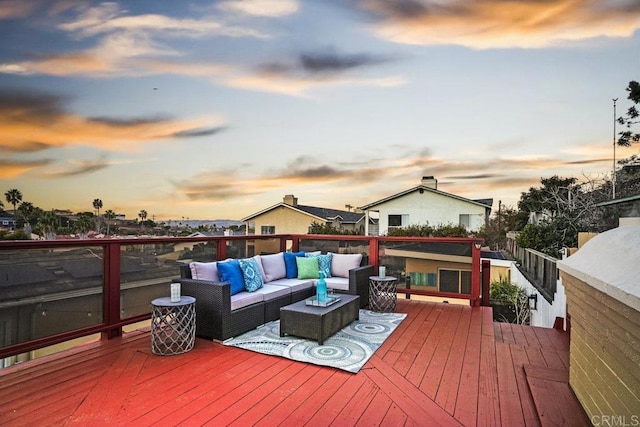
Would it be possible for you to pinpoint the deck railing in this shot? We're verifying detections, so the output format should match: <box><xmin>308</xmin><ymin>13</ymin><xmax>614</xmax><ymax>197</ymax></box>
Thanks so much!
<box><xmin>506</xmin><ymin>236</ymin><xmax>558</xmax><ymax>302</ymax></box>
<box><xmin>0</xmin><ymin>234</ymin><xmax>482</xmax><ymax>361</ymax></box>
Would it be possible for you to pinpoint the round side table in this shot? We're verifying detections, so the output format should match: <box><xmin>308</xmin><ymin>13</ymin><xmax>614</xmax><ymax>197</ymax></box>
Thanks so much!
<box><xmin>369</xmin><ymin>276</ymin><xmax>398</xmax><ymax>312</ymax></box>
<box><xmin>151</xmin><ymin>296</ymin><xmax>196</xmax><ymax>355</ymax></box>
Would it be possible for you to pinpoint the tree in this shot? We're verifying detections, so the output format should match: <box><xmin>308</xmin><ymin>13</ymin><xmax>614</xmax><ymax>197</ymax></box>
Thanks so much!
<box><xmin>37</xmin><ymin>210</ymin><xmax>59</xmax><ymax>240</ymax></box>
<box><xmin>5</xmin><ymin>189</ymin><xmax>22</xmax><ymax>222</ymax></box>
<box><xmin>0</xmin><ymin>200</ymin><xmax>4</xmax><ymax>214</ymax></box>
<box><xmin>75</xmin><ymin>214</ymin><xmax>94</xmax><ymax>239</ymax></box>
<box><xmin>104</xmin><ymin>209</ymin><xmax>116</xmax><ymax>235</ymax></box>
<box><xmin>617</xmin><ymin>80</ymin><xmax>640</xmax><ymax>146</ymax></box>
<box><xmin>93</xmin><ymin>199</ymin><xmax>103</xmax><ymax>232</ymax></box>
<box><xmin>17</xmin><ymin>201</ymin><xmax>34</xmax><ymax>230</ymax></box>
<box><xmin>139</xmin><ymin>210</ymin><xmax>148</xmax><ymax>231</ymax></box>
<box><xmin>478</xmin><ymin>204</ymin><xmax>519</xmax><ymax>249</ymax></box>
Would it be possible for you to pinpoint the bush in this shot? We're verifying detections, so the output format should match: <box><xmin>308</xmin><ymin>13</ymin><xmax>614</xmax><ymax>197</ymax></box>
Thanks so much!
<box><xmin>489</xmin><ymin>276</ymin><xmax>530</xmax><ymax>324</ymax></box>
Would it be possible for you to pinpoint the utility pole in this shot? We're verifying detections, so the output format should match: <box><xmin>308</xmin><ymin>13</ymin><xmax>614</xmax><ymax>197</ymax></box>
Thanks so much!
<box><xmin>613</xmin><ymin>98</ymin><xmax>618</xmax><ymax>199</ymax></box>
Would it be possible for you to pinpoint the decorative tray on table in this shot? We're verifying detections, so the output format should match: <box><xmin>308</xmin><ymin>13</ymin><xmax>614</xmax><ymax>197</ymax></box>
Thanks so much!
<box><xmin>305</xmin><ymin>295</ymin><xmax>341</xmax><ymax>307</ymax></box>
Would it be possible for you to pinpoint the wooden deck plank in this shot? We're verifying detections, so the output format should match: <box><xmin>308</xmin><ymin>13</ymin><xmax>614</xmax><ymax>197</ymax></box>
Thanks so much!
<box><xmin>420</xmin><ymin>305</ymin><xmax>463</xmax><ymax>399</ymax></box>
<box><xmin>366</xmin><ymin>355</ymin><xmax>462</xmax><ymax>426</ymax></box>
<box><xmin>330</xmin><ymin>375</ymin><xmax>379</xmax><ymax>425</ymax></box>
<box><xmin>233</xmin><ymin>364</ymin><xmax>323</xmax><ymax>426</ymax></box>
<box><xmin>435</xmin><ymin>305</ymin><xmax>472</xmax><ymax>414</ymax></box>
<box><xmin>510</xmin><ymin>324</ymin><xmax>530</xmax><ymax>347</ymax></box>
<box><xmin>453</xmin><ymin>308</ymin><xmax>482</xmax><ymax>426</ymax></box>
<box><xmin>380</xmin><ymin>401</ymin><xmax>408</xmax><ymax>427</ymax></box>
<box><xmin>305</xmin><ymin>370</ymin><xmax>369</xmax><ymax>427</ymax></box>
<box><xmin>252</xmin><ymin>365</ymin><xmax>337</xmax><ymax>426</ymax></box>
<box><xmin>68</xmin><ymin>349</ymin><xmax>148</xmax><ymax>424</ymax></box>
<box><xmin>495</xmin><ymin>342</ymin><xmax>525</xmax><ymax>426</ymax></box>
<box><xmin>525</xmin><ymin>367</ymin><xmax>590</xmax><ymax>427</ymax></box>
<box><xmin>509</xmin><ymin>345</ymin><xmax>542</xmax><ymax>427</ymax></box>
<box><xmin>354</xmin><ymin>389</ymin><xmax>393</xmax><ymax>426</ymax></box>
<box><xmin>404</xmin><ymin>304</ymin><xmax>447</xmax><ymax>387</ymax></box>
<box><xmin>477</xmin><ymin>328</ymin><xmax>501</xmax><ymax>425</ymax></box>
<box><xmin>0</xmin><ymin>300</ymin><xmax>579</xmax><ymax>427</ymax></box>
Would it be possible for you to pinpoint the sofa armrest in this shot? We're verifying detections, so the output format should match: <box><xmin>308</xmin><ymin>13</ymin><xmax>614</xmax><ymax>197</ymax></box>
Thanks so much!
<box><xmin>177</xmin><ymin>278</ymin><xmax>231</xmax><ymax>339</ymax></box>
<box><xmin>349</xmin><ymin>264</ymin><xmax>374</xmax><ymax>308</ymax></box>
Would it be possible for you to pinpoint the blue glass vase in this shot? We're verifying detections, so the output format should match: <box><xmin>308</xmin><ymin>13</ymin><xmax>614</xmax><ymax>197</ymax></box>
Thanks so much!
<box><xmin>317</xmin><ymin>272</ymin><xmax>327</xmax><ymax>303</ymax></box>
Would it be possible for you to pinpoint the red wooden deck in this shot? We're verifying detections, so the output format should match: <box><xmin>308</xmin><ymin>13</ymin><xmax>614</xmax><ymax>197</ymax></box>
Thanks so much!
<box><xmin>0</xmin><ymin>300</ymin><xmax>589</xmax><ymax>426</ymax></box>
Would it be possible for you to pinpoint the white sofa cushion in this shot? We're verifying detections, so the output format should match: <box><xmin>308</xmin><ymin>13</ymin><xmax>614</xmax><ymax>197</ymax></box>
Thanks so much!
<box><xmin>253</xmin><ymin>283</ymin><xmax>291</xmax><ymax>302</ymax></box>
<box><xmin>230</xmin><ymin>291</ymin><xmax>263</xmax><ymax>311</ymax></box>
<box><xmin>189</xmin><ymin>261</ymin><xmax>219</xmax><ymax>281</ymax></box>
<box><xmin>330</xmin><ymin>253</ymin><xmax>362</xmax><ymax>278</ymax></box>
<box><xmin>269</xmin><ymin>278</ymin><xmax>314</xmax><ymax>293</ymax></box>
<box><xmin>320</xmin><ymin>277</ymin><xmax>349</xmax><ymax>292</ymax></box>
<box><xmin>252</xmin><ymin>255</ymin><xmax>267</xmax><ymax>282</ymax></box>
<box><xmin>260</xmin><ymin>252</ymin><xmax>287</xmax><ymax>282</ymax></box>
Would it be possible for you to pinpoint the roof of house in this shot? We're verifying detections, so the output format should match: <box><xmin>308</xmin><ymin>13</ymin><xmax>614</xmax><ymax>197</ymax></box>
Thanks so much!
<box><xmin>358</xmin><ymin>185</ymin><xmax>493</xmax><ymax>210</ymax></box>
<box><xmin>241</xmin><ymin>202</ymin><xmax>365</xmax><ymax>224</ymax></box>
<box><xmin>595</xmin><ymin>193</ymin><xmax>640</xmax><ymax>207</ymax></box>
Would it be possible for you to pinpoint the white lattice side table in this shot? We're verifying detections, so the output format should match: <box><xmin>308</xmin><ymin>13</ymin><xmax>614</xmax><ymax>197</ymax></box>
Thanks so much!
<box><xmin>369</xmin><ymin>276</ymin><xmax>398</xmax><ymax>312</ymax></box>
<box><xmin>151</xmin><ymin>296</ymin><xmax>196</xmax><ymax>355</ymax></box>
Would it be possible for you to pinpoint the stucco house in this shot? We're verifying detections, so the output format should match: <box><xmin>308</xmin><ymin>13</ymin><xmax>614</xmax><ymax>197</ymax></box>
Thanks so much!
<box><xmin>242</xmin><ymin>194</ymin><xmax>367</xmax><ymax>237</ymax></box>
<box><xmin>359</xmin><ymin>176</ymin><xmax>493</xmax><ymax>236</ymax></box>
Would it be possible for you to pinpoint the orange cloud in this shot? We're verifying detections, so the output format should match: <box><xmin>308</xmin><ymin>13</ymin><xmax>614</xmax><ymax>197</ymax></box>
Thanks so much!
<box><xmin>360</xmin><ymin>0</ymin><xmax>640</xmax><ymax>48</ymax></box>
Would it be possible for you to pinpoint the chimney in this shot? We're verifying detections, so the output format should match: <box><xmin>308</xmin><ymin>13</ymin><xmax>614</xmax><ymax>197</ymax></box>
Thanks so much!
<box><xmin>421</xmin><ymin>176</ymin><xmax>437</xmax><ymax>189</ymax></box>
<box><xmin>283</xmin><ymin>194</ymin><xmax>298</xmax><ymax>207</ymax></box>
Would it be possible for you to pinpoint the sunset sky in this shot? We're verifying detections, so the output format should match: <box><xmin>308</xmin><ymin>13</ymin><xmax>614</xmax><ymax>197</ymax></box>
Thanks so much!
<box><xmin>1</xmin><ymin>0</ymin><xmax>639</xmax><ymax>221</ymax></box>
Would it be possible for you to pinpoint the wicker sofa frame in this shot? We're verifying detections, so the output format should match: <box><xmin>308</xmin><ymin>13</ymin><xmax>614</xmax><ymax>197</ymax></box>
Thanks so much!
<box><xmin>179</xmin><ymin>259</ymin><xmax>373</xmax><ymax>341</ymax></box>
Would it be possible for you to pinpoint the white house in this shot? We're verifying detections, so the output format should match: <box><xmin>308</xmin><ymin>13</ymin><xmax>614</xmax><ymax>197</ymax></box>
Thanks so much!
<box><xmin>359</xmin><ymin>176</ymin><xmax>493</xmax><ymax>236</ymax></box>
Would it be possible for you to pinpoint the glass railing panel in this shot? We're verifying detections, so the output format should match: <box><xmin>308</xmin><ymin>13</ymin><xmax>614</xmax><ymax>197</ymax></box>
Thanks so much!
<box><xmin>0</xmin><ymin>246</ymin><xmax>104</xmax><ymax>349</ymax></box>
<box><xmin>299</xmin><ymin>238</ymin><xmax>370</xmax><ymax>258</ymax></box>
<box><xmin>380</xmin><ymin>240</ymin><xmax>473</xmax><ymax>296</ymax></box>
<box><xmin>119</xmin><ymin>242</ymin><xmax>194</xmax><ymax>319</ymax></box>
<box><xmin>249</xmin><ymin>238</ymin><xmax>281</xmax><ymax>256</ymax></box>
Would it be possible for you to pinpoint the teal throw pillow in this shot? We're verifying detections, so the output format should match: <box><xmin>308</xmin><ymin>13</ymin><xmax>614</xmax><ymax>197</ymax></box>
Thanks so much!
<box><xmin>216</xmin><ymin>259</ymin><xmax>245</xmax><ymax>296</ymax></box>
<box><xmin>283</xmin><ymin>251</ymin><xmax>305</xmax><ymax>278</ymax></box>
<box><xmin>238</xmin><ymin>258</ymin><xmax>264</xmax><ymax>292</ymax></box>
<box><xmin>305</xmin><ymin>252</ymin><xmax>332</xmax><ymax>278</ymax></box>
<box><xmin>296</xmin><ymin>256</ymin><xmax>320</xmax><ymax>280</ymax></box>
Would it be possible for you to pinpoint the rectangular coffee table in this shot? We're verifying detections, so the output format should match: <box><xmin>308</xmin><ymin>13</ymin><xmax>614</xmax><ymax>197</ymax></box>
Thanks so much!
<box><xmin>280</xmin><ymin>295</ymin><xmax>360</xmax><ymax>344</ymax></box>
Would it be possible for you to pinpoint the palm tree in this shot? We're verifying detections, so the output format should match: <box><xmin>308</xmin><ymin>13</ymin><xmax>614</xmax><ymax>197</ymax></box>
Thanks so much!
<box><xmin>104</xmin><ymin>209</ymin><xmax>116</xmax><ymax>235</ymax></box>
<box><xmin>37</xmin><ymin>210</ymin><xmax>59</xmax><ymax>240</ymax></box>
<box><xmin>138</xmin><ymin>210</ymin><xmax>148</xmax><ymax>231</ymax></box>
<box><xmin>5</xmin><ymin>189</ymin><xmax>23</xmax><ymax>222</ymax></box>
<box><xmin>93</xmin><ymin>199</ymin><xmax>103</xmax><ymax>232</ymax></box>
<box><xmin>75</xmin><ymin>214</ymin><xmax>94</xmax><ymax>239</ymax></box>
<box><xmin>17</xmin><ymin>202</ymin><xmax>34</xmax><ymax>229</ymax></box>
<box><xmin>0</xmin><ymin>200</ymin><xmax>4</xmax><ymax>214</ymax></box>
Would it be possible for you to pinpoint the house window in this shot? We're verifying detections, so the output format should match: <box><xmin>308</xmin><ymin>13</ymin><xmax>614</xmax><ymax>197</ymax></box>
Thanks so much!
<box><xmin>261</xmin><ymin>225</ymin><xmax>275</xmax><ymax>235</ymax></box>
<box><xmin>388</xmin><ymin>214</ymin><xmax>409</xmax><ymax>228</ymax></box>
<box><xmin>459</xmin><ymin>214</ymin><xmax>470</xmax><ymax>228</ymax></box>
<box><xmin>438</xmin><ymin>269</ymin><xmax>472</xmax><ymax>294</ymax></box>
<box><xmin>388</xmin><ymin>215</ymin><xmax>402</xmax><ymax>227</ymax></box>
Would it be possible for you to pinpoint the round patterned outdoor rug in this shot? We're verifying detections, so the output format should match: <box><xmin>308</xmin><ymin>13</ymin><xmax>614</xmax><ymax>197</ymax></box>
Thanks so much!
<box><xmin>223</xmin><ymin>310</ymin><xmax>406</xmax><ymax>373</ymax></box>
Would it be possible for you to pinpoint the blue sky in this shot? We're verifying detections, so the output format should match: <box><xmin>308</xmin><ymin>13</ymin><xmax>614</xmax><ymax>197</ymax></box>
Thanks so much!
<box><xmin>1</xmin><ymin>0</ymin><xmax>639</xmax><ymax>221</ymax></box>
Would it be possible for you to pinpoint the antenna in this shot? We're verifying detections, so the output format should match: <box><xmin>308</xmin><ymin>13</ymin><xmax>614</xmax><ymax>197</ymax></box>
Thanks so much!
<box><xmin>613</xmin><ymin>98</ymin><xmax>618</xmax><ymax>199</ymax></box>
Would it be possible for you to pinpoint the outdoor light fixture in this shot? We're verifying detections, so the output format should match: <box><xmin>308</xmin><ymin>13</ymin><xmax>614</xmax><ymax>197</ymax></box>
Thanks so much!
<box><xmin>528</xmin><ymin>293</ymin><xmax>538</xmax><ymax>310</ymax></box>
<box><xmin>474</xmin><ymin>242</ymin><xmax>482</xmax><ymax>250</ymax></box>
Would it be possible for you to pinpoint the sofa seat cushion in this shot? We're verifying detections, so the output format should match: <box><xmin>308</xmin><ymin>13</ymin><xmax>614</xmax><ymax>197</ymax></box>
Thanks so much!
<box><xmin>230</xmin><ymin>291</ymin><xmax>264</xmax><ymax>311</ymax></box>
<box><xmin>254</xmin><ymin>283</ymin><xmax>291</xmax><ymax>302</ymax></box>
<box><xmin>331</xmin><ymin>253</ymin><xmax>363</xmax><ymax>278</ymax></box>
<box><xmin>268</xmin><ymin>278</ymin><xmax>314</xmax><ymax>293</ymax></box>
<box><xmin>318</xmin><ymin>277</ymin><xmax>349</xmax><ymax>292</ymax></box>
<box><xmin>189</xmin><ymin>262</ymin><xmax>219</xmax><ymax>281</ymax></box>
<box><xmin>260</xmin><ymin>252</ymin><xmax>287</xmax><ymax>282</ymax></box>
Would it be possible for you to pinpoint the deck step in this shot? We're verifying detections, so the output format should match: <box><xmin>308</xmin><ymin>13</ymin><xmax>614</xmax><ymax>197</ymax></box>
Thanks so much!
<box><xmin>523</xmin><ymin>364</ymin><xmax>590</xmax><ymax>427</ymax></box>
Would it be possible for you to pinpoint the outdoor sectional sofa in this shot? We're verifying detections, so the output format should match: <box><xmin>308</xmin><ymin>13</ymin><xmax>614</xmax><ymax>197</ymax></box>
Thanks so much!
<box><xmin>178</xmin><ymin>251</ymin><xmax>373</xmax><ymax>341</ymax></box>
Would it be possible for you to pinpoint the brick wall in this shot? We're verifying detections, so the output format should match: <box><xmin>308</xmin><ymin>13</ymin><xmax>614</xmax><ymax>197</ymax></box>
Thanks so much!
<box><xmin>561</xmin><ymin>272</ymin><xmax>640</xmax><ymax>419</ymax></box>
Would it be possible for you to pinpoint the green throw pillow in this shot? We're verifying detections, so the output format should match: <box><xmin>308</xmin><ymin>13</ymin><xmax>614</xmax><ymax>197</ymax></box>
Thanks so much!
<box><xmin>296</xmin><ymin>256</ymin><xmax>320</xmax><ymax>279</ymax></box>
